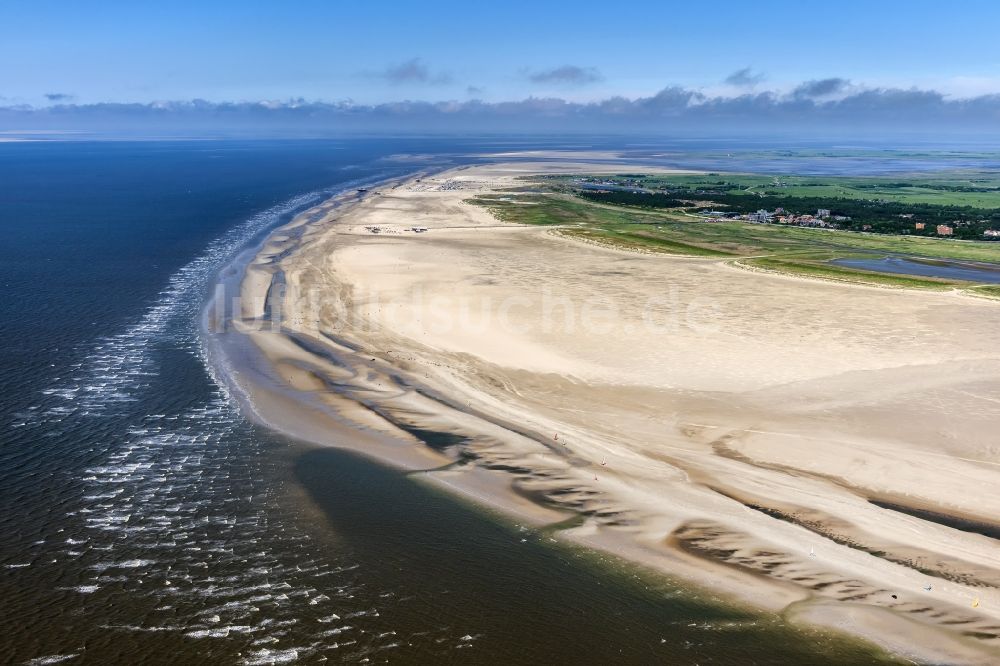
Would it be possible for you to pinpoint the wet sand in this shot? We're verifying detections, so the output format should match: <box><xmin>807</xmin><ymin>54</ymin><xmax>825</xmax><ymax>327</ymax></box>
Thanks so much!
<box><xmin>219</xmin><ymin>157</ymin><xmax>1000</xmax><ymax>664</ymax></box>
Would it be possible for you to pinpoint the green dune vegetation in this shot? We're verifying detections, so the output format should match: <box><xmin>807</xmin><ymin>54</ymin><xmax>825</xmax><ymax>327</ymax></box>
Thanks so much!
<box><xmin>467</xmin><ymin>172</ymin><xmax>1000</xmax><ymax>292</ymax></box>
<box><xmin>969</xmin><ymin>284</ymin><xmax>1000</xmax><ymax>299</ymax></box>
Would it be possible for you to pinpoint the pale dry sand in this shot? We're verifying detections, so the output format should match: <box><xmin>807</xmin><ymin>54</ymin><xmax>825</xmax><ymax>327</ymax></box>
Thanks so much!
<box><xmin>227</xmin><ymin>159</ymin><xmax>1000</xmax><ymax>664</ymax></box>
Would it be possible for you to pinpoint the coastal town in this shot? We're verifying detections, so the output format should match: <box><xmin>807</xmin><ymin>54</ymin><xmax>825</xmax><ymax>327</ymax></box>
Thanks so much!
<box><xmin>697</xmin><ymin>206</ymin><xmax>994</xmax><ymax>237</ymax></box>
<box><xmin>570</xmin><ymin>175</ymin><xmax>1000</xmax><ymax>240</ymax></box>
<box><xmin>698</xmin><ymin>206</ymin><xmax>850</xmax><ymax>228</ymax></box>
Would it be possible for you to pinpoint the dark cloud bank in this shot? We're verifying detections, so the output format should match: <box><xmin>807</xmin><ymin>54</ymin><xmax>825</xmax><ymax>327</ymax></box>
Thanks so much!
<box><xmin>4</xmin><ymin>83</ymin><xmax>1000</xmax><ymax>137</ymax></box>
<box><xmin>527</xmin><ymin>65</ymin><xmax>603</xmax><ymax>85</ymax></box>
<box><xmin>724</xmin><ymin>67</ymin><xmax>766</xmax><ymax>87</ymax></box>
<box><xmin>377</xmin><ymin>58</ymin><xmax>452</xmax><ymax>85</ymax></box>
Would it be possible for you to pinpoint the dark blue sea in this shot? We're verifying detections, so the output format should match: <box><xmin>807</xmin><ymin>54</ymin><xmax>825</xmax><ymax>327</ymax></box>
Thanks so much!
<box><xmin>0</xmin><ymin>139</ymin><xmax>899</xmax><ymax>665</ymax></box>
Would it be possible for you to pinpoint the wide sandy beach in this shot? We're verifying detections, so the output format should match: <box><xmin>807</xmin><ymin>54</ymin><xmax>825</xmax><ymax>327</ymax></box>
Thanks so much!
<box><xmin>219</xmin><ymin>156</ymin><xmax>1000</xmax><ymax>663</ymax></box>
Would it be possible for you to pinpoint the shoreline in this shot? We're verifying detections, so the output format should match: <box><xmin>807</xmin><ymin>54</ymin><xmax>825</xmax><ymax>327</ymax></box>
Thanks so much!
<box><xmin>206</xmin><ymin>157</ymin><xmax>1000</xmax><ymax>664</ymax></box>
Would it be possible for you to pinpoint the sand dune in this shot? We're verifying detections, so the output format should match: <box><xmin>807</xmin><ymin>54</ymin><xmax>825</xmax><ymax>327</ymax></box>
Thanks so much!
<box><xmin>227</xmin><ymin>159</ymin><xmax>1000</xmax><ymax>664</ymax></box>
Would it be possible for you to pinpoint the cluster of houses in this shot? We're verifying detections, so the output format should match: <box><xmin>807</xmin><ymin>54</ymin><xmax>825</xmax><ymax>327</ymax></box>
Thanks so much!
<box><xmin>701</xmin><ymin>207</ymin><xmax>1000</xmax><ymax>238</ymax></box>
<box><xmin>915</xmin><ymin>221</ymin><xmax>1000</xmax><ymax>237</ymax></box>
<box><xmin>701</xmin><ymin>207</ymin><xmax>850</xmax><ymax>229</ymax></box>
<box><xmin>912</xmin><ymin>222</ymin><xmax>955</xmax><ymax>236</ymax></box>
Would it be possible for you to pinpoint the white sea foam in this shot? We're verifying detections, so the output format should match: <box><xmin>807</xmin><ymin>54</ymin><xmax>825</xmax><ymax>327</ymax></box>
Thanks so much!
<box><xmin>24</xmin><ymin>654</ymin><xmax>81</xmax><ymax>666</ymax></box>
<box><xmin>240</xmin><ymin>647</ymin><xmax>304</xmax><ymax>665</ymax></box>
<box><xmin>26</xmin><ymin>183</ymin><xmax>416</xmax><ymax>659</ymax></box>
<box><xmin>43</xmin><ymin>190</ymin><xmax>325</xmax><ymax>418</ymax></box>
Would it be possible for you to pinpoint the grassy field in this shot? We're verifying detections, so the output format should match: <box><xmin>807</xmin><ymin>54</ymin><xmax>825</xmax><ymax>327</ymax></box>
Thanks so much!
<box><xmin>968</xmin><ymin>285</ymin><xmax>1000</xmax><ymax>299</ymax></box>
<box><xmin>468</xmin><ymin>188</ymin><xmax>1000</xmax><ymax>291</ymax></box>
<box><xmin>643</xmin><ymin>219</ymin><xmax>1000</xmax><ymax>262</ymax></box>
<box><xmin>545</xmin><ymin>172</ymin><xmax>1000</xmax><ymax>208</ymax></box>
<box><xmin>670</xmin><ymin>174</ymin><xmax>1000</xmax><ymax>208</ymax></box>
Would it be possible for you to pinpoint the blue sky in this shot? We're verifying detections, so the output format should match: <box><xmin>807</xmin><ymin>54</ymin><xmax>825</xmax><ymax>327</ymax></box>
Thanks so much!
<box><xmin>4</xmin><ymin>0</ymin><xmax>1000</xmax><ymax>105</ymax></box>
